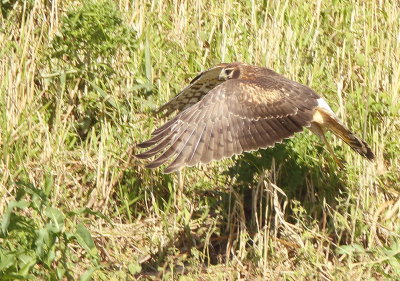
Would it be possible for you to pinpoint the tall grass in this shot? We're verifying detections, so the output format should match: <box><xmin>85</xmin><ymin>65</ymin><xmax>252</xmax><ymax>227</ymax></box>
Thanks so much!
<box><xmin>0</xmin><ymin>0</ymin><xmax>399</xmax><ymax>280</ymax></box>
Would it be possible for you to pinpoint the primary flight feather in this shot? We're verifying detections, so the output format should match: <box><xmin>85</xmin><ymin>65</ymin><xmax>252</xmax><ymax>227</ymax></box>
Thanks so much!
<box><xmin>136</xmin><ymin>62</ymin><xmax>374</xmax><ymax>173</ymax></box>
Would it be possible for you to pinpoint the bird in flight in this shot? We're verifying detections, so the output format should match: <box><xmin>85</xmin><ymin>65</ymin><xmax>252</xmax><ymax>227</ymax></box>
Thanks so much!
<box><xmin>136</xmin><ymin>62</ymin><xmax>374</xmax><ymax>173</ymax></box>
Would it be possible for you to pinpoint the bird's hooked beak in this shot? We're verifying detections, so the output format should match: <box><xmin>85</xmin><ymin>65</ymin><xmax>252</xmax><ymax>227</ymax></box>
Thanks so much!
<box><xmin>218</xmin><ymin>67</ymin><xmax>235</xmax><ymax>81</ymax></box>
<box><xmin>218</xmin><ymin>70</ymin><xmax>228</xmax><ymax>81</ymax></box>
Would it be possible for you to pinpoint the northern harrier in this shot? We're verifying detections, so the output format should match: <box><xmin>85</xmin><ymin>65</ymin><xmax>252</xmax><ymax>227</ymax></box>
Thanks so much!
<box><xmin>136</xmin><ymin>62</ymin><xmax>374</xmax><ymax>173</ymax></box>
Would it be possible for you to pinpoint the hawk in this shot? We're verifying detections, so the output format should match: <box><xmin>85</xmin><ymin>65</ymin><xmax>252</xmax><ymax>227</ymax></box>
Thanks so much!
<box><xmin>136</xmin><ymin>62</ymin><xmax>374</xmax><ymax>173</ymax></box>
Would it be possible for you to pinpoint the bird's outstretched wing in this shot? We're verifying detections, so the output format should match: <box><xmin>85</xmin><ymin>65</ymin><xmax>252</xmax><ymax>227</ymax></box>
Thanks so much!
<box><xmin>136</xmin><ymin>64</ymin><xmax>320</xmax><ymax>173</ymax></box>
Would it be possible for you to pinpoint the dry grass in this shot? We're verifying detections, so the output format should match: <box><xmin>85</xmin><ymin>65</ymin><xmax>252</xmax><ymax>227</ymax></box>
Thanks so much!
<box><xmin>0</xmin><ymin>0</ymin><xmax>399</xmax><ymax>280</ymax></box>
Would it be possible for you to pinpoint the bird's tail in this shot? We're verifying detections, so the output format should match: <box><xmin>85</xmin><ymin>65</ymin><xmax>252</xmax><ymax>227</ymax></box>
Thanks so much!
<box><xmin>321</xmin><ymin>110</ymin><xmax>375</xmax><ymax>160</ymax></box>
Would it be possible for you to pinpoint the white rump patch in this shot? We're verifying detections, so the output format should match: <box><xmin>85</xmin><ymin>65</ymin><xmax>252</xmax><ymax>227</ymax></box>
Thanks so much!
<box><xmin>317</xmin><ymin>98</ymin><xmax>334</xmax><ymax>114</ymax></box>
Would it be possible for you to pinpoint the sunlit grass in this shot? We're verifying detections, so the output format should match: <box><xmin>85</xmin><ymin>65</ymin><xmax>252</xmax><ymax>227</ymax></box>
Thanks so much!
<box><xmin>0</xmin><ymin>0</ymin><xmax>399</xmax><ymax>280</ymax></box>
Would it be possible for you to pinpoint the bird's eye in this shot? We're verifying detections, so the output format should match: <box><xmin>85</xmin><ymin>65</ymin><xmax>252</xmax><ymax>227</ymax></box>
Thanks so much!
<box><xmin>225</xmin><ymin>69</ymin><xmax>233</xmax><ymax>76</ymax></box>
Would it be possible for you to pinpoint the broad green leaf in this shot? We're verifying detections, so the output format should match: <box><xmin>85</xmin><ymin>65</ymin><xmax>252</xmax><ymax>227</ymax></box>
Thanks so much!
<box><xmin>43</xmin><ymin>169</ymin><xmax>54</xmax><ymax>197</ymax></box>
<box><xmin>75</xmin><ymin>223</ymin><xmax>97</xmax><ymax>257</ymax></box>
<box><xmin>17</xmin><ymin>256</ymin><xmax>37</xmax><ymax>276</ymax></box>
<box><xmin>0</xmin><ymin>252</ymin><xmax>16</xmax><ymax>271</ymax></box>
<box><xmin>34</xmin><ymin>228</ymin><xmax>48</xmax><ymax>259</ymax></box>
<box><xmin>1</xmin><ymin>200</ymin><xmax>30</xmax><ymax>235</ymax></box>
<box><xmin>56</xmin><ymin>265</ymin><xmax>66</xmax><ymax>279</ymax></box>
<box><xmin>45</xmin><ymin>207</ymin><xmax>65</xmax><ymax>233</ymax></box>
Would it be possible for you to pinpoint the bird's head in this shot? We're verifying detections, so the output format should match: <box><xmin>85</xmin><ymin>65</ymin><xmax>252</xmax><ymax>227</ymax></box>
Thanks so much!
<box><xmin>218</xmin><ymin>66</ymin><xmax>240</xmax><ymax>81</ymax></box>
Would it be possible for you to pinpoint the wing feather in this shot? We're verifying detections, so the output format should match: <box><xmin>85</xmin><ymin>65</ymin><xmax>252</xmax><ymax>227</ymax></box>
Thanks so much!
<box><xmin>187</xmin><ymin>122</ymin><xmax>210</xmax><ymax>166</ymax></box>
<box><xmin>163</xmin><ymin>125</ymin><xmax>199</xmax><ymax>173</ymax></box>
<box><xmin>221</xmin><ymin>116</ymin><xmax>234</xmax><ymax>158</ymax></box>
<box><xmin>240</xmin><ymin>118</ymin><xmax>258</xmax><ymax>151</ymax></box>
<box><xmin>229</xmin><ymin>115</ymin><xmax>244</xmax><ymax>154</ymax></box>
<box><xmin>187</xmin><ymin>123</ymin><xmax>207</xmax><ymax>165</ymax></box>
<box><xmin>259</xmin><ymin>119</ymin><xmax>280</xmax><ymax>143</ymax></box>
<box><xmin>200</xmin><ymin>120</ymin><xmax>216</xmax><ymax>164</ymax></box>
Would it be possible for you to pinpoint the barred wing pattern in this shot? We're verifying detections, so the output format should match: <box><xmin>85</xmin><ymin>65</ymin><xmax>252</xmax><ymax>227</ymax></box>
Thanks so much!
<box><xmin>136</xmin><ymin>63</ymin><xmax>320</xmax><ymax>173</ymax></box>
<box><xmin>156</xmin><ymin>64</ymin><xmax>230</xmax><ymax>116</ymax></box>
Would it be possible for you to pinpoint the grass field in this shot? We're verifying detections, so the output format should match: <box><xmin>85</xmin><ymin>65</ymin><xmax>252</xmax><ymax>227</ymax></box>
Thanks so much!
<box><xmin>1</xmin><ymin>0</ymin><xmax>400</xmax><ymax>280</ymax></box>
